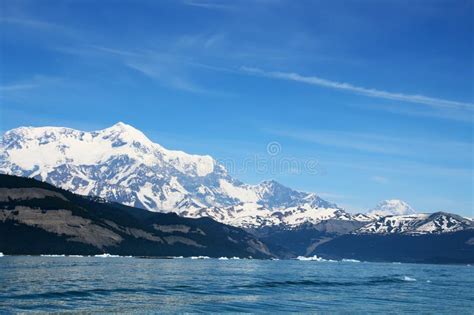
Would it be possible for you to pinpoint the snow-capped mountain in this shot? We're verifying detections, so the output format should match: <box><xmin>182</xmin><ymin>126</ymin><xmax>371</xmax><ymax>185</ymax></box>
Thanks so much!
<box><xmin>367</xmin><ymin>199</ymin><xmax>416</xmax><ymax>217</ymax></box>
<box><xmin>356</xmin><ymin>212</ymin><xmax>473</xmax><ymax>235</ymax></box>
<box><xmin>0</xmin><ymin>122</ymin><xmax>359</xmax><ymax>228</ymax></box>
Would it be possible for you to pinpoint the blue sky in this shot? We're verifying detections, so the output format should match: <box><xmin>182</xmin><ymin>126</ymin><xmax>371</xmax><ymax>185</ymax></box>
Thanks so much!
<box><xmin>0</xmin><ymin>0</ymin><xmax>472</xmax><ymax>215</ymax></box>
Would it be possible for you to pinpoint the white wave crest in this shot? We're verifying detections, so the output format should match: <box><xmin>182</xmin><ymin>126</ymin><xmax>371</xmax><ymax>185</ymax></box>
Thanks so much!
<box><xmin>190</xmin><ymin>256</ymin><xmax>210</xmax><ymax>259</ymax></box>
<box><xmin>296</xmin><ymin>255</ymin><xmax>336</xmax><ymax>262</ymax></box>
<box><xmin>94</xmin><ymin>253</ymin><xmax>122</xmax><ymax>258</ymax></box>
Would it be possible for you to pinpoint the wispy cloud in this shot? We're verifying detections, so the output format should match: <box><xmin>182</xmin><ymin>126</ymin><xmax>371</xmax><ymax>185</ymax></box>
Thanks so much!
<box><xmin>0</xmin><ymin>17</ymin><xmax>57</xmax><ymax>29</ymax></box>
<box><xmin>265</xmin><ymin>127</ymin><xmax>472</xmax><ymax>159</ymax></box>
<box><xmin>0</xmin><ymin>76</ymin><xmax>64</xmax><ymax>99</ymax></box>
<box><xmin>324</xmin><ymin>158</ymin><xmax>472</xmax><ymax>180</ymax></box>
<box><xmin>350</xmin><ymin>103</ymin><xmax>473</xmax><ymax>123</ymax></box>
<box><xmin>370</xmin><ymin>176</ymin><xmax>389</xmax><ymax>184</ymax></box>
<box><xmin>241</xmin><ymin>67</ymin><xmax>473</xmax><ymax>111</ymax></box>
<box><xmin>126</xmin><ymin>62</ymin><xmax>212</xmax><ymax>94</ymax></box>
<box><xmin>83</xmin><ymin>45</ymin><xmax>228</xmax><ymax>95</ymax></box>
<box><xmin>0</xmin><ymin>83</ymin><xmax>38</xmax><ymax>92</ymax></box>
<box><xmin>182</xmin><ymin>0</ymin><xmax>236</xmax><ymax>10</ymax></box>
<box><xmin>0</xmin><ymin>17</ymin><xmax>76</xmax><ymax>38</ymax></box>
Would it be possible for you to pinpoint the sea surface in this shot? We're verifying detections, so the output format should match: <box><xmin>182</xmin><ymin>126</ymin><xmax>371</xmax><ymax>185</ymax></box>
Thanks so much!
<box><xmin>0</xmin><ymin>256</ymin><xmax>473</xmax><ymax>313</ymax></box>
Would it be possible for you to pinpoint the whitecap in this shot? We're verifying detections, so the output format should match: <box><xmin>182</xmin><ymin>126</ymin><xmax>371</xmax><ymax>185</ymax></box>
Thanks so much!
<box><xmin>230</xmin><ymin>257</ymin><xmax>240</xmax><ymax>260</ymax></box>
<box><xmin>218</xmin><ymin>257</ymin><xmax>229</xmax><ymax>260</ymax></box>
<box><xmin>296</xmin><ymin>255</ymin><xmax>336</xmax><ymax>262</ymax></box>
<box><xmin>0</xmin><ymin>252</ymin><xmax>4</xmax><ymax>257</ymax></box>
<box><xmin>402</xmin><ymin>276</ymin><xmax>416</xmax><ymax>282</ymax></box>
<box><xmin>40</xmin><ymin>254</ymin><xmax>66</xmax><ymax>257</ymax></box>
<box><xmin>190</xmin><ymin>256</ymin><xmax>210</xmax><ymax>259</ymax></box>
<box><xmin>173</xmin><ymin>256</ymin><xmax>184</xmax><ymax>259</ymax></box>
<box><xmin>94</xmin><ymin>253</ymin><xmax>121</xmax><ymax>258</ymax></box>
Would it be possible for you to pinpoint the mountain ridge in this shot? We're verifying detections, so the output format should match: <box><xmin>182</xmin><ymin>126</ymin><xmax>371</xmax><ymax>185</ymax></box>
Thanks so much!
<box><xmin>0</xmin><ymin>122</ymin><xmax>362</xmax><ymax>228</ymax></box>
<box><xmin>0</xmin><ymin>122</ymin><xmax>469</xmax><ymax>231</ymax></box>
<box><xmin>0</xmin><ymin>174</ymin><xmax>272</xmax><ymax>258</ymax></box>
<box><xmin>1</xmin><ymin>174</ymin><xmax>472</xmax><ymax>263</ymax></box>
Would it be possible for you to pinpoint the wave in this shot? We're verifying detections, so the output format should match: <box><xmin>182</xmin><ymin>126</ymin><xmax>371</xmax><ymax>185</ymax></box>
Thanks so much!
<box><xmin>40</xmin><ymin>254</ymin><xmax>132</xmax><ymax>258</ymax></box>
<box><xmin>37</xmin><ymin>254</ymin><xmax>90</xmax><ymax>258</ymax></box>
<box><xmin>240</xmin><ymin>276</ymin><xmax>419</xmax><ymax>289</ymax></box>
<box><xmin>341</xmin><ymin>259</ymin><xmax>361</xmax><ymax>263</ymax></box>
<box><xmin>94</xmin><ymin>254</ymin><xmax>132</xmax><ymax>258</ymax></box>
<box><xmin>296</xmin><ymin>255</ymin><xmax>336</xmax><ymax>262</ymax></box>
<box><xmin>7</xmin><ymin>287</ymin><xmax>146</xmax><ymax>300</ymax></box>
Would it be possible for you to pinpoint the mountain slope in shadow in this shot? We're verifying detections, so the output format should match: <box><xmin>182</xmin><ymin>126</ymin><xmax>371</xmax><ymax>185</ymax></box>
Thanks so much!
<box><xmin>0</xmin><ymin>174</ymin><xmax>273</xmax><ymax>258</ymax></box>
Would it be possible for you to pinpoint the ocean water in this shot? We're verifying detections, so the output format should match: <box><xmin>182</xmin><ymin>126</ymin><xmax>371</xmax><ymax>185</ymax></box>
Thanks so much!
<box><xmin>0</xmin><ymin>256</ymin><xmax>473</xmax><ymax>313</ymax></box>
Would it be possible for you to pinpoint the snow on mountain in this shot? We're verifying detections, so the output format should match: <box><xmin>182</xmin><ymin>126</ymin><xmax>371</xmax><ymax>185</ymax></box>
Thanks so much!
<box><xmin>367</xmin><ymin>199</ymin><xmax>416</xmax><ymax>217</ymax></box>
<box><xmin>356</xmin><ymin>212</ymin><xmax>473</xmax><ymax>235</ymax></box>
<box><xmin>0</xmin><ymin>122</ymin><xmax>362</xmax><ymax>228</ymax></box>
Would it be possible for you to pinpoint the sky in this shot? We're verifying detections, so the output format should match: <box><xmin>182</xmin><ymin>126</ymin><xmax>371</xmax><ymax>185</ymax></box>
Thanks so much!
<box><xmin>0</xmin><ymin>0</ymin><xmax>473</xmax><ymax>216</ymax></box>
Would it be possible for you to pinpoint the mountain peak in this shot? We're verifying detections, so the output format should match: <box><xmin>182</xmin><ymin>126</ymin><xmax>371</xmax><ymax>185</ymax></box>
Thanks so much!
<box><xmin>100</xmin><ymin>122</ymin><xmax>154</xmax><ymax>145</ymax></box>
<box><xmin>108</xmin><ymin>121</ymin><xmax>136</xmax><ymax>131</ymax></box>
<box><xmin>368</xmin><ymin>199</ymin><xmax>416</xmax><ymax>217</ymax></box>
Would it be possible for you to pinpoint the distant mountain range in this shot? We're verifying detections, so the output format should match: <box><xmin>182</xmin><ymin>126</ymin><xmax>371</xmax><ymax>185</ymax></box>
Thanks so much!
<box><xmin>0</xmin><ymin>122</ymin><xmax>370</xmax><ymax>228</ymax></box>
<box><xmin>1</xmin><ymin>174</ymin><xmax>473</xmax><ymax>263</ymax></box>
<box><xmin>1</xmin><ymin>123</ymin><xmax>473</xmax><ymax>263</ymax></box>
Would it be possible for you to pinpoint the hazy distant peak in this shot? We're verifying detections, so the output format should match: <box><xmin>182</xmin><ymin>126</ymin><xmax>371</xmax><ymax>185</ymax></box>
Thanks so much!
<box><xmin>368</xmin><ymin>199</ymin><xmax>416</xmax><ymax>217</ymax></box>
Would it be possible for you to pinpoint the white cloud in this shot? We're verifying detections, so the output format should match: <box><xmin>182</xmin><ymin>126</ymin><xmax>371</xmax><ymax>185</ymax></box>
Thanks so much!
<box><xmin>241</xmin><ymin>67</ymin><xmax>473</xmax><ymax>111</ymax></box>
